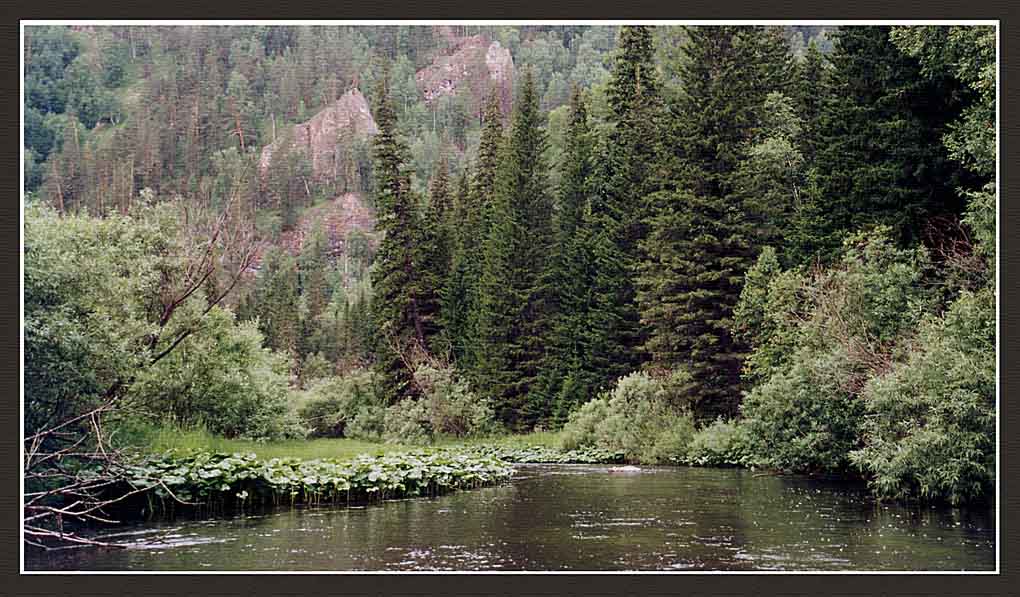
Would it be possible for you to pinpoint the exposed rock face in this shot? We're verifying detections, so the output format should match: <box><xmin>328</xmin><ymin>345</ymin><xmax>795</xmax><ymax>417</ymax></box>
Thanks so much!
<box><xmin>278</xmin><ymin>192</ymin><xmax>377</xmax><ymax>258</ymax></box>
<box><xmin>416</xmin><ymin>34</ymin><xmax>514</xmax><ymax>118</ymax></box>
<box><xmin>259</xmin><ymin>88</ymin><xmax>378</xmax><ymax>182</ymax></box>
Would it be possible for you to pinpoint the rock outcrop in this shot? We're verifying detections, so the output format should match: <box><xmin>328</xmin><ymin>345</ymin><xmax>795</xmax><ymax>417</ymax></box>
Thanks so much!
<box><xmin>416</xmin><ymin>34</ymin><xmax>514</xmax><ymax>118</ymax></box>
<box><xmin>259</xmin><ymin>88</ymin><xmax>378</xmax><ymax>182</ymax></box>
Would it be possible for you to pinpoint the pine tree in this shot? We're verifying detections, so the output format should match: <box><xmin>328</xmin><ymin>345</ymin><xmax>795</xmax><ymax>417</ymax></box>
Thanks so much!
<box><xmin>300</xmin><ymin>222</ymin><xmax>331</xmax><ymax>324</ymax></box>
<box><xmin>440</xmin><ymin>170</ymin><xmax>475</xmax><ymax>363</ymax></box>
<box><xmin>461</xmin><ymin>92</ymin><xmax>505</xmax><ymax>376</ymax></box>
<box><xmin>794</xmin><ymin>40</ymin><xmax>827</xmax><ymax>164</ymax></box>
<box><xmin>474</xmin><ymin>70</ymin><xmax>554</xmax><ymax>429</ymax></box>
<box><xmin>539</xmin><ymin>85</ymin><xmax>598</xmax><ymax>422</ymax></box>
<box><xmin>638</xmin><ymin>26</ymin><xmax>795</xmax><ymax>419</ymax></box>
<box><xmin>802</xmin><ymin>26</ymin><xmax>968</xmax><ymax>262</ymax></box>
<box><xmin>583</xmin><ymin>25</ymin><xmax>668</xmax><ymax>393</ymax></box>
<box><xmin>250</xmin><ymin>247</ymin><xmax>300</xmax><ymax>356</ymax></box>
<box><xmin>417</xmin><ymin>157</ymin><xmax>454</xmax><ymax>354</ymax></box>
<box><xmin>369</xmin><ymin>75</ymin><xmax>426</xmax><ymax>402</ymax></box>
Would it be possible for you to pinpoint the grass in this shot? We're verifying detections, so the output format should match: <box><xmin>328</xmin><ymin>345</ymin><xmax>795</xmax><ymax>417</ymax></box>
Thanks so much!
<box><xmin>135</xmin><ymin>424</ymin><xmax>565</xmax><ymax>461</ymax></box>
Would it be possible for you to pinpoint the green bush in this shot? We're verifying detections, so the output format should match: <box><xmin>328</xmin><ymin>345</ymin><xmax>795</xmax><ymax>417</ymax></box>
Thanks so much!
<box><xmin>346</xmin><ymin>405</ymin><xmax>387</xmax><ymax>441</ymax></box>
<box><xmin>736</xmin><ymin>229</ymin><xmax>937</xmax><ymax>475</ymax></box>
<box><xmin>559</xmin><ymin>371</ymin><xmax>696</xmax><ymax>464</ymax></box>
<box><xmin>741</xmin><ymin>349</ymin><xmax>864</xmax><ymax>473</ymax></box>
<box><xmin>683</xmin><ymin>419</ymin><xmax>756</xmax><ymax>467</ymax></box>
<box><xmin>129</xmin><ymin>306</ymin><xmax>304</xmax><ymax>442</ymax></box>
<box><xmin>381</xmin><ymin>365</ymin><xmax>501</xmax><ymax>444</ymax></box>
<box><xmin>296</xmin><ymin>369</ymin><xmax>378</xmax><ymax>438</ymax></box>
<box><xmin>850</xmin><ymin>288</ymin><xmax>995</xmax><ymax>504</ymax></box>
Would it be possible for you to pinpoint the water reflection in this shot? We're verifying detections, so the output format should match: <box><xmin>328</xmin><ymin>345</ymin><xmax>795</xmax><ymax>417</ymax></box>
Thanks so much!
<box><xmin>26</xmin><ymin>465</ymin><xmax>995</xmax><ymax>571</ymax></box>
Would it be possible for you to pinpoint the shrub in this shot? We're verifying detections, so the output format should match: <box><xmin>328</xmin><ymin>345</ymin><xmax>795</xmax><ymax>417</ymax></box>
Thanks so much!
<box><xmin>559</xmin><ymin>371</ymin><xmax>696</xmax><ymax>464</ymax></box>
<box><xmin>130</xmin><ymin>305</ymin><xmax>304</xmax><ymax>441</ymax></box>
<box><xmin>299</xmin><ymin>352</ymin><xmax>335</xmax><ymax>388</ymax></box>
<box><xmin>740</xmin><ymin>349</ymin><xmax>864</xmax><ymax>473</ymax></box>
<box><xmin>381</xmin><ymin>365</ymin><xmax>500</xmax><ymax>444</ymax></box>
<box><xmin>683</xmin><ymin>419</ymin><xmax>756</xmax><ymax>467</ymax></box>
<box><xmin>296</xmin><ymin>369</ymin><xmax>378</xmax><ymax>438</ymax></box>
<box><xmin>850</xmin><ymin>288</ymin><xmax>995</xmax><ymax>504</ymax></box>
<box><xmin>345</xmin><ymin>405</ymin><xmax>386</xmax><ymax>441</ymax></box>
<box><xmin>736</xmin><ymin>228</ymin><xmax>938</xmax><ymax>475</ymax></box>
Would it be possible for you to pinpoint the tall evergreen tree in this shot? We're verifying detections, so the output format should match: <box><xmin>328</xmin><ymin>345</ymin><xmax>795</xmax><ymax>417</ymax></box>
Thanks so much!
<box><xmin>793</xmin><ymin>40</ymin><xmax>827</xmax><ymax>164</ymax></box>
<box><xmin>583</xmin><ymin>25</ymin><xmax>668</xmax><ymax>393</ymax></box>
<box><xmin>538</xmin><ymin>86</ymin><xmax>598</xmax><ymax>421</ymax></box>
<box><xmin>417</xmin><ymin>157</ymin><xmax>454</xmax><ymax>354</ymax></box>
<box><xmin>474</xmin><ymin>70</ymin><xmax>554</xmax><ymax>429</ymax></box>
<box><xmin>800</xmin><ymin>26</ymin><xmax>969</xmax><ymax>262</ymax></box>
<box><xmin>638</xmin><ymin>26</ymin><xmax>795</xmax><ymax>419</ymax></box>
<box><xmin>369</xmin><ymin>75</ymin><xmax>426</xmax><ymax>402</ymax></box>
<box><xmin>461</xmin><ymin>91</ymin><xmax>505</xmax><ymax>375</ymax></box>
<box><xmin>245</xmin><ymin>247</ymin><xmax>300</xmax><ymax>356</ymax></box>
<box><xmin>440</xmin><ymin>170</ymin><xmax>475</xmax><ymax>363</ymax></box>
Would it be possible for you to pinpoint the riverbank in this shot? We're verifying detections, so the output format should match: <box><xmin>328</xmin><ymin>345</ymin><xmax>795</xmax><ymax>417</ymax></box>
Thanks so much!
<box><xmin>132</xmin><ymin>426</ymin><xmax>567</xmax><ymax>461</ymax></box>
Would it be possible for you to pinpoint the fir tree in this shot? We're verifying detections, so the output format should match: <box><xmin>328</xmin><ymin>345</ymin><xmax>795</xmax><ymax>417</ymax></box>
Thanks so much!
<box><xmin>540</xmin><ymin>86</ymin><xmax>598</xmax><ymax>421</ymax></box>
<box><xmin>802</xmin><ymin>26</ymin><xmax>969</xmax><ymax>262</ymax></box>
<box><xmin>582</xmin><ymin>25</ymin><xmax>669</xmax><ymax>394</ymax></box>
<box><xmin>417</xmin><ymin>157</ymin><xmax>453</xmax><ymax>354</ymax></box>
<box><xmin>369</xmin><ymin>75</ymin><xmax>425</xmax><ymax>402</ymax></box>
<box><xmin>248</xmin><ymin>247</ymin><xmax>300</xmax><ymax>355</ymax></box>
<box><xmin>638</xmin><ymin>26</ymin><xmax>795</xmax><ymax>419</ymax></box>
<box><xmin>441</xmin><ymin>170</ymin><xmax>474</xmax><ymax>363</ymax></box>
<box><xmin>461</xmin><ymin>91</ymin><xmax>505</xmax><ymax>376</ymax></box>
<box><xmin>474</xmin><ymin>70</ymin><xmax>554</xmax><ymax>429</ymax></box>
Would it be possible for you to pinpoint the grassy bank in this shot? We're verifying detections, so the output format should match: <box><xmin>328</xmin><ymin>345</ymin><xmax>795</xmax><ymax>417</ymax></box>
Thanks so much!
<box><xmin>133</xmin><ymin>425</ymin><xmax>565</xmax><ymax>461</ymax></box>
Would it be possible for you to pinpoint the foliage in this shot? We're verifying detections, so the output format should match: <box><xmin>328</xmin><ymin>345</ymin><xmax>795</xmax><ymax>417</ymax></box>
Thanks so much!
<box><xmin>126</xmin><ymin>449</ymin><xmax>515</xmax><ymax>508</ymax></box>
<box><xmin>740</xmin><ymin>349</ymin><xmax>865</xmax><ymax>473</ymax></box>
<box><xmin>849</xmin><ymin>287</ymin><xmax>995</xmax><ymax>504</ymax></box>
<box><xmin>24</xmin><ymin>202</ymin><xmax>163</xmax><ymax>438</ymax></box>
<box><xmin>682</xmin><ymin>419</ymin><xmax>757</xmax><ymax>467</ymax></box>
<box><xmin>369</xmin><ymin>76</ymin><xmax>426</xmax><ymax>403</ymax></box>
<box><xmin>805</xmin><ymin>26</ymin><xmax>969</xmax><ymax>260</ymax></box>
<box><xmin>447</xmin><ymin>444</ymin><xmax>624</xmax><ymax>464</ymax></box>
<box><xmin>738</xmin><ymin>228</ymin><xmax>937</xmax><ymax>474</ymax></box>
<box><xmin>382</xmin><ymin>364</ymin><xmax>501</xmax><ymax>444</ymax></box>
<box><xmin>129</xmin><ymin>306</ymin><xmax>303</xmax><ymax>441</ymax></box>
<box><xmin>295</xmin><ymin>369</ymin><xmax>379</xmax><ymax>438</ymax></box>
<box><xmin>473</xmin><ymin>69</ymin><xmax>555</xmax><ymax>429</ymax></box>
<box><xmin>560</xmin><ymin>371</ymin><xmax>696</xmax><ymax>464</ymax></box>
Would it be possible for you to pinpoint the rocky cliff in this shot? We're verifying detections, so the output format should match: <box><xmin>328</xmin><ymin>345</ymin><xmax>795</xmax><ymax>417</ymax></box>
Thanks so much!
<box><xmin>416</xmin><ymin>34</ymin><xmax>514</xmax><ymax>119</ymax></box>
<box><xmin>259</xmin><ymin>88</ymin><xmax>378</xmax><ymax>182</ymax></box>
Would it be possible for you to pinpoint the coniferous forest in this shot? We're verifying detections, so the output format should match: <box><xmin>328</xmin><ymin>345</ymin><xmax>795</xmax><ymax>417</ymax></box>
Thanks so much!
<box><xmin>23</xmin><ymin>24</ymin><xmax>997</xmax><ymax>559</ymax></box>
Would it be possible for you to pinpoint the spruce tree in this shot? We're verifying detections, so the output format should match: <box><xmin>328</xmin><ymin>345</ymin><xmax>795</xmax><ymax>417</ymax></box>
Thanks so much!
<box><xmin>440</xmin><ymin>170</ymin><xmax>474</xmax><ymax>363</ymax></box>
<box><xmin>474</xmin><ymin>70</ymin><xmax>554</xmax><ymax>429</ymax></box>
<box><xmin>583</xmin><ymin>25</ymin><xmax>668</xmax><ymax>394</ymax></box>
<box><xmin>802</xmin><ymin>26</ymin><xmax>968</xmax><ymax>262</ymax></box>
<box><xmin>248</xmin><ymin>247</ymin><xmax>300</xmax><ymax>356</ymax></box>
<box><xmin>638</xmin><ymin>26</ymin><xmax>795</xmax><ymax>419</ymax></box>
<box><xmin>461</xmin><ymin>92</ymin><xmax>505</xmax><ymax>376</ymax></box>
<box><xmin>417</xmin><ymin>158</ymin><xmax>453</xmax><ymax>354</ymax></box>
<box><xmin>540</xmin><ymin>86</ymin><xmax>598</xmax><ymax>421</ymax></box>
<box><xmin>793</xmin><ymin>40</ymin><xmax>827</xmax><ymax>164</ymax></box>
<box><xmin>369</xmin><ymin>75</ymin><xmax>425</xmax><ymax>402</ymax></box>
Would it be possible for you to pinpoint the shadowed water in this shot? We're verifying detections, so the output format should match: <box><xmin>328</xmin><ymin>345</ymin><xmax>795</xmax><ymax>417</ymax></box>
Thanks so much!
<box><xmin>26</xmin><ymin>464</ymin><xmax>995</xmax><ymax>571</ymax></box>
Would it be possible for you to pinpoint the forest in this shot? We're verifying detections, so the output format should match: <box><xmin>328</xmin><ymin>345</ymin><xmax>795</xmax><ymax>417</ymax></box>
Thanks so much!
<box><xmin>23</xmin><ymin>23</ymin><xmax>996</xmax><ymax>551</ymax></box>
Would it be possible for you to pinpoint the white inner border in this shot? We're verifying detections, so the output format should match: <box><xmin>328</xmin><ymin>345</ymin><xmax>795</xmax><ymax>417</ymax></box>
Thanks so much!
<box><xmin>17</xmin><ymin>18</ymin><xmax>1003</xmax><ymax>575</ymax></box>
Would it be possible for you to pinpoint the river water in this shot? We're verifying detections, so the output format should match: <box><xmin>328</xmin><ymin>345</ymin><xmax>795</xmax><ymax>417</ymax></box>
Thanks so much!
<box><xmin>26</xmin><ymin>464</ymin><xmax>995</xmax><ymax>571</ymax></box>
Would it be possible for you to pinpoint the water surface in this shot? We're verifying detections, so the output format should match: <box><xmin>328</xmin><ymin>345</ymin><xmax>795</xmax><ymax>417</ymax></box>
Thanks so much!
<box><xmin>27</xmin><ymin>464</ymin><xmax>995</xmax><ymax>571</ymax></box>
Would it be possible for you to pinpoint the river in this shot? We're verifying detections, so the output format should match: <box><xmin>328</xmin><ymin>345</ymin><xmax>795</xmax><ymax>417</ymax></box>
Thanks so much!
<box><xmin>25</xmin><ymin>464</ymin><xmax>995</xmax><ymax>571</ymax></box>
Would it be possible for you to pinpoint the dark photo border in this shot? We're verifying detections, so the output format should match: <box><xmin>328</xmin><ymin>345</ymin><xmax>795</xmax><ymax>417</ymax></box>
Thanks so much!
<box><xmin>2</xmin><ymin>0</ymin><xmax>1016</xmax><ymax>594</ymax></box>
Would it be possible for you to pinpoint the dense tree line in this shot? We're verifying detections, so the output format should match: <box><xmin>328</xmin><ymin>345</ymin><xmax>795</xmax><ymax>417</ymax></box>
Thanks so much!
<box><xmin>365</xmin><ymin>25</ymin><xmax>995</xmax><ymax>502</ymax></box>
<box><xmin>24</xmin><ymin>25</ymin><xmax>996</xmax><ymax>505</ymax></box>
